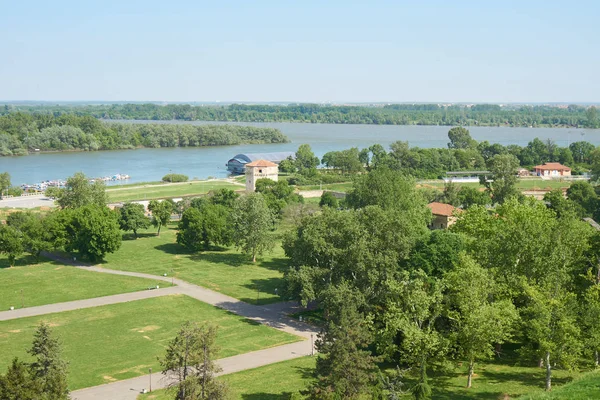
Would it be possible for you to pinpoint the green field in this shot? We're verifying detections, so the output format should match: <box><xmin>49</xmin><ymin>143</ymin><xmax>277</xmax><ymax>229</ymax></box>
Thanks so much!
<box><xmin>0</xmin><ymin>295</ymin><xmax>299</xmax><ymax>390</ymax></box>
<box><xmin>0</xmin><ymin>257</ymin><xmax>162</xmax><ymax>309</ymax></box>
<box><xmin>297</xmin><ymin>182</ymin><xmax>354</xmax><ymax>192</ymax></box>
<box><xmin>519</xmin><ymin>369</ymin><xmax>600</xmax><ymax>399</ymax></box>
<box><xmin>102</xmin><ymin>225</ymin><xmax>288</xmax><ymax>305</ymax></box>
<box><xmin>139</xmin><ymin>356</ymin><xmax>316</xmax><ymax>400</ymax></box>
<box><xmin>106</xmin><ymin>180</ymin><xmax>242</xmax><ymax>202</ymax></box>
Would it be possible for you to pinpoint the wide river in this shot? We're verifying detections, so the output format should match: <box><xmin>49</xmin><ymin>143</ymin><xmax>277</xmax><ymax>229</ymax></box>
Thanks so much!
<box><xmin>2</xmin><ymin>121</ymin><xmax>598</xmax><ymax>185</ymax></box>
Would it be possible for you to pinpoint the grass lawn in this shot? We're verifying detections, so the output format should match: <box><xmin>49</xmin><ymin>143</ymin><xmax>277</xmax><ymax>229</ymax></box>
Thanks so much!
<box><xmin>138</xmin><ymin>350</ymin><xmax>588</xmax><ymax>400</ymax></box>
<box><xmin>0</xmin><ymin>256</ymin><xmax>163</xmax><ymax>310</ymax></box>
<box><xmin>101</xmin><ymin>225</ymin><xmax>288</xmax><ymax>305</ymax></box>
<box><xmin>0</xmin><ymin>295</ymin><xmax>299</xmax><ymax>390</ymax></box>
<box><xmin>107</xmin><ymin>181</ymin><xmax>242</xmax><ymax>202</ymax></box>
<box><xmin>139</xmin><ymin>356</ymin><xmax>316</xmax><ymax>400</ymax></box>
<box><xmin>519</xmin><ymin>369</ymin><xmax>600</xmax><ymax>399</ymax></box>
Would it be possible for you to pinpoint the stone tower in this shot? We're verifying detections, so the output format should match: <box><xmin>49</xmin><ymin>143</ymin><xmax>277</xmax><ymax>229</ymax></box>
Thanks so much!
<box><xmin>245</xmin><ymin>159</ymin><xmax>279</xmax><ymax>192</ymax></box>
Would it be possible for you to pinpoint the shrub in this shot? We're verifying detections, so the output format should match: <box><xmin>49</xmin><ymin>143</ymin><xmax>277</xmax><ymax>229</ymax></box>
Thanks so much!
<box><xmin>7</xmin><ymin>187</ymin><xmax>23</xmax><ymax>197</ymax></box>
<box><xmin>162</xmin><ymin>173</ymin><xmax>189</xmax><ymax>183</ymax></box>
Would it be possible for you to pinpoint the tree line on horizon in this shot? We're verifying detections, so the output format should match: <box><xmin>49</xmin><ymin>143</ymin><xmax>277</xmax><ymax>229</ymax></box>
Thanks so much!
<box><xmin>0</xmin><ymin>112</ymin><xmax>288</xmax><ymax>156</ymax></box>
<box><xmin>3</xmin><ymin>102</ymin><xmax>599</xmax><ymax>128</ymax></box>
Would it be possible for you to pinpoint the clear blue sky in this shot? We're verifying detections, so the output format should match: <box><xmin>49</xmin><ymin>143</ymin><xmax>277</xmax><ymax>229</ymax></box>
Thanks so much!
<box><xmin>1</xmin><ymin>0</ymin><xmax>598</xmax><ymax>103</ymax></box>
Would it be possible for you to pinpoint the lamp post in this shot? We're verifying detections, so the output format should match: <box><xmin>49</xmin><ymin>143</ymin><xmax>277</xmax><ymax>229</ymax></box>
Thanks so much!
<box><xmin>171</xmin><ymin>268</ymin><xmax>174</xmax><ymax>286</ymax></box>
<box><xmin>311</xmin><ymin>333</ymin><xmax>314</xmax><ymax>356</ymax></box>
<box><xmin>149</xmin><ymin>368</ymin><xmax>152</xmax><ymax>392</ymax></box>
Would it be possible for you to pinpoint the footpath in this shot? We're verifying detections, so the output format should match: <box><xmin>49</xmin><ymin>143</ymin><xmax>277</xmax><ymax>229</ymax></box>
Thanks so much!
<box><xmin>2</xmin><ymin>253</ymin><xmax>318</xmax><ymax>400</ymax></box>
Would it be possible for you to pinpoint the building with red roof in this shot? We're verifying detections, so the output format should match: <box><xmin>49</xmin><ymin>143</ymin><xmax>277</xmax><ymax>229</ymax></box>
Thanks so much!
<box><xmin>427</xmin><ymin>202</ymin><xmax>462</xmax><ymax>229</ymax></box>
<box><xmin>533</xmin><ymin>162</ymin><xmax>571</xmax><ymax>177</ymax></box>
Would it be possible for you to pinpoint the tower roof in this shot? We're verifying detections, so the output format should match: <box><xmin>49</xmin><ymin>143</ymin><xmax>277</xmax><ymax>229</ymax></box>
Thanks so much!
<box><xmin>245</xmin><ymin>159</ymin><xmax>278</xmax><ymax>167</ymax></box>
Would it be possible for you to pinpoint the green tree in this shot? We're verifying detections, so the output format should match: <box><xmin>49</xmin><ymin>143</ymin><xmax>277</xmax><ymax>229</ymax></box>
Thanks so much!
<box><xmin>295</xmin><ymin>144</ymin><xmax>320</xmax><ymax>176</ymax></box>
<box><xmin>231</xmin><ymin>193</ymin><xmax>275</xmax><ymax>262</ymax></box>
<box><xmin>119</xmin><ymin>202</ymin><xmax>151</xmax><ymax>238</ymax></box>
<box><xmin>56</xmin><ymin>172</ymin><xmax>107</xmax><ymax>208</ymax></box>
<box><xmin>457</xmin><ymin>186</ymin><xmax>491</xmax><ymax>209</ymax></box>
<box><xmin>569</xmin><ymin>141</ymin><xmax>596</xmax><ymax>164</ymax></box>
<box><xmin>378</xmin><ymin>270</ymin><xmax>446</xmax><ymax>400</ymax></box>
<box><xmin>407</xmin><ymin>230</ymin><xmax>465</xmax><ymax>277</ymax></box>
<box><xmin>28</xmin><ymin>322</ymin><xmax>69</xmax><ymax>400</ymax></box>
<box><xmin>308</xmin><ymin>284</ymin><xmax>377</xmax><ymax>399</ymax></box>
<box><xmin>7</xmin><ymin>212</ymin><xmax>51</xmax><ymax>260</ymax></box>
<box><xmin>65</xmin><ymin>205</ymin><xmax>122</xmax><ymax>262</ymax></box>
<box><xmin>148</xmin><ymin>200</ymin><xmax>174</xmax><ymax>236</ymax></box>
<box><xmin>208</xmin><ymin>188</ymin><xmax>239</xmax><ymax>209</ymax></box>
<box><xmin>445</xmin><ymin>255</ymin><xmax>518</xmax><ymax>388</ymax></box>
<box><xmin>177</xmin><ymin>204</ymin><xmax>232</xmax><ymax>251</ymax></box>
<box><xmin>481</xmin><ymin>154</ymin><xmax>520</xmax><ymax>204</ymax></box>
<box><xmin>44</xmin><ymin>186</ymin><xmax>63</xmax><ymax>199</ymax></box>
<box><xmin>447</xmin><ymin>127</ymin><xmax>476</xmax><ymax>149</ymax></box>
<box><xmin>160</xmin><ymin>321</ymin><xmax>228</xmax><ymax>400</ymax></box>
<box><xmin>521</xmin><ymin>281</ymin><xmax>582</xmax><ymax>391</ymax></box>
<box><xmin>319</xmin><ymin>192</ymin><xmax>338</xmax><ymax>208</ymax></box>
<box><xmin>586</xmin><ymin>106</ymin><xmax>598</xmax><ymax>128</ymax></box>
<box><xmin>278</xmin><ymin>157</ymin><xmax>296</xmax><ymax>173</ymax></box>
<box><xmin>0</xmin><ymin>172</ymin><xmax>10</xmax><ymax>199</ymax></box>
<box><xmin>566</xmin><ymin>181</ymin><xmax>598</xmax><ymax>218</ymax></box>
<box><xmin>0</xmin><ymin>358</ymin><xmax>36</xmax><ymax>400</ymax></box>
<box><xmin>580</xmin><ymin>282</ymin><xmax>600</xmax><ymax>367</ymax></box>
<box><xmin>0</xmin><ymin>224</ymin><xmax>23</xmax><ymax>267</ymax></box>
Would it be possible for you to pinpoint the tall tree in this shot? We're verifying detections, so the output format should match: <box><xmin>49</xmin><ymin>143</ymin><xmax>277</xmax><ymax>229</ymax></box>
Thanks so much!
<box><xmin>230</xmin><ymin>193</ymin><xmax>274</xmax><ymax>262</ymax></box>
<box><xmin>308</xmin><ymin>284</ymin><xmax>377</xmax><ymax>399</ymax></box>
<box><xmin>148</xmin><ymin>200</ymin><xmax>173</xmax><ymax>237</ymax></box>
<box><xmin>447</xmin><ymin>127</ymin><xmax>476</xmax><ymax>149</ymax></box>
<box><xmin>378</xmin><ymin>271</ymin><xmax>446</xmax><ymax>400</ymax></box>
<box><xmin>160</xmin><ymin>322</ymin><xmax>227</xmax><ymax>400</ymax></box>
<box><xmin>56</xmin><ymin>172</ymin><xmax>107</xmax><ymax>208</ymax></box>
<box><xmin>295</xmin><ymin>144</ymin><xmax>320</xmax><ymax>176</ymax></box>
<box><xmin>118</xmin><ymin>202</ymin><xmax>151</xmax><ymax>239</ymax></box>
<box><xmin>480</xmin><ymin>154</ymin><xmax>520</xmax><ymax>204</ymax></box>
<box><xmin>28</xmin><ymin>322</ymin><xmax>69</xmax><ymax>400</ymax></box>
<box><xmin>445</xmin><ymin>255</ymin><xmax>518</xmax><ymax>388</ymax></box>
<box><xmin>7</xmin><ymin>211</ymin><xmax>51</xmax><ymax>260</ymax></box>
<box><xmin>0</xmin><ymin>172</ymin><xmax>10</xmax><ymax>200</ymax></box>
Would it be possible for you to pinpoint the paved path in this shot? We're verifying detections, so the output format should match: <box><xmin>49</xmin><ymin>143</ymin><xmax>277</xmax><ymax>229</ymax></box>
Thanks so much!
<box><xmin>21</xmin><ymin>253</ymin><xmax>319</xmax><ymax>400</ymax></box>
<box><xmin>0</xmin><ymin>194</ymin><xmax>55</xmax><ymax>209</ymax></box>
<box><xmin>71</xmin><ymin>341</ymin><xmax>313</xmax><ymax>400</ymax></box>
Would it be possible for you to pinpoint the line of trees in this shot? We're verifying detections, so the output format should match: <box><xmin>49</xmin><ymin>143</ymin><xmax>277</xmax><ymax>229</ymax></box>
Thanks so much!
<box><xmin>0</xmin><ymin>112</ymin><xmax>288</xmax><ymax>156</ymax></box>
<box><xmin>281</xmin><ymin>168</ymin><xmax>600</xmax><ymax>398</ymax></box>
<box><xmin>3</xmin><ymin>103</ymin><xmax>599</xmax><ymax>128</ymax></box>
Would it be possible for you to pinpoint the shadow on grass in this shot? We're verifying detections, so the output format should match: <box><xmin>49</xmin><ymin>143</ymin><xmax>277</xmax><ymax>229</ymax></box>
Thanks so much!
<box><xmin>122</xmin><ymin>232</ymin><xmax>158</xmax><ymax>241</ymax></box>
<box><xmin>155</xmin><ymin>242</ymin><xmax>191</xmax><ymax>255</ymax></box>
<box><xmin>191</xmin><ymin>252</ymin><xmax>250</xmax><ymax>267</ymax></box>
<box><xmin>0</xmin><ymin>255</ymin><xmax>43</xmax><ymax>269</ymax></box>
<box><xmin>240</xmin><ymin>277</ymin><xmax>286</xmax><ymax>304</ymax></box>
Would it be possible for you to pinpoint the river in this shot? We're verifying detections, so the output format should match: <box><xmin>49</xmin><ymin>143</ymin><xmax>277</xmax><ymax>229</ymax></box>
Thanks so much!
<box><xmin>1</xmin><ymin>121</ymin><xmax>598</xmax><ymax>185</ymax></box>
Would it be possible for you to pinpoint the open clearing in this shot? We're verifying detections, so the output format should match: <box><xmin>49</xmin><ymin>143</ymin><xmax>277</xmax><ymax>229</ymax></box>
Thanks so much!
<box><xmin>102</xmin><ymin>225</ymin><xmax>287</xmax><ymax>305</ymax></box>
<box><xmin>0</xmin><ymin>257</ymin><xmax>162</xmax><ymax>310</ymax></box>
<box><xmin>0</xmin><ymin>295</ymin><xmax>299</xmax><ymax>390</ymax></box>
<box><xmin>106</xmin><ymin>180</ymin><xmax>241</xmax><ymax>203</ymax></box>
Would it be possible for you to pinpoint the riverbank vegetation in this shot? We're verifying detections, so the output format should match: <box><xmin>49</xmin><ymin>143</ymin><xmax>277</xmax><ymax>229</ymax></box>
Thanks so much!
<box><xmin>0</xmin><ymin>113</ymin><xmax>288</xmax><ymax>156</ymax></box>
<box><xmin>3</xmin><ymin>103</ymin><xmax>600</xmax><ymax>128</ymax></box>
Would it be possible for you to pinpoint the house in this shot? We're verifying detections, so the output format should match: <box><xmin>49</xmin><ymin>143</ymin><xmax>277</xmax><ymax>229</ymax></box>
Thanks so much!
<box><xmin>245</xmin><ymin>160</ymin><xmax>279</xmax><ymax>192</ymax></box>
<box><xmin>533</xmin><ymin>162</ymin><xmax>571</xmax><ymax>177</ymax></box>
<box><xmin>227</xmin><ymin>152</ymin><xmax>295</xmax><ymax>174</ymax></box>
<box><xmin>427</xmin><ymin>202</ymin><xmax>461</xmax><ymax>230</ymax></box>
<box><xmin>517</xmin><ymin>168</ymin><xmax>530</xmax><ymax>177</ymax></box>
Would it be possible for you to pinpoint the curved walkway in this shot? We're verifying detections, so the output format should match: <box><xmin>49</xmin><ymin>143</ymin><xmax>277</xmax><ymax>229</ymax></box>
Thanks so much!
<box><xmin>11</xmin><ymin>253</ymin><xmax>320</xmax><ymax>400</ymax></box>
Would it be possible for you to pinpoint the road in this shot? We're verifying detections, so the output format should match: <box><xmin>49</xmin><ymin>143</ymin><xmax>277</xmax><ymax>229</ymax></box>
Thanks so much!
<box><xmin>0</xmin><ymin>194</ymin><xmax>55</xmax><ymax>209</ymax></box>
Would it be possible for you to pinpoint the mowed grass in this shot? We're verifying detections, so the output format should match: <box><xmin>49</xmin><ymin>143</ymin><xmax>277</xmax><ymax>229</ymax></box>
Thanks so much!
<box><xmin>0</xmin><ymin>256</ymin><xmax>162</xmax><ymax>310</ymax></box>
<box><xmin>139</xmin><ymin>356</ymin><xmax>316</xmax><ymax>400</ymax></box>
<box><xmin>138</xmin><ymin>352</ymin><xmax>585</xmax><ymax>400</ymax></box>
<box><xmin>102</xmin><ymin>225</ymin><xmax>287</xmax><ymax>305</ymax></box>
<box><xmin>0</xmin><ymin>295</ymin><xmax>299</xmax><ymax>390</ymax></box>
<box><xmin>106</xmin><ymin>180</ymin><xmax>242</xmax><ymax>202</ymax></box>
<box><xmin>519</xmin><ymin>369</ymin><xmax>600</xmax><ymax>399</ymax></box>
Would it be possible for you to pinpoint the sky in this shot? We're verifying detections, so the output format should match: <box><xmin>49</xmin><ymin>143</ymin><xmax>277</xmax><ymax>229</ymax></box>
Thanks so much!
<box><xmin>1</xmin><ymin>0</ymin><xmax>598</xmax><ymax>103</ymax></box>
